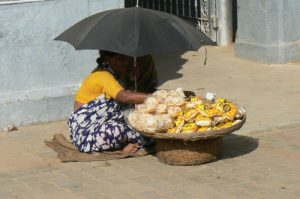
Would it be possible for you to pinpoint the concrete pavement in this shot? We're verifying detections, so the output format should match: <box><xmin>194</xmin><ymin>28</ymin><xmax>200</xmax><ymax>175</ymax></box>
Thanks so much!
<box><xmin>0</xmin><ymin>45</ymin><xmax>300</xmax><ymax>199</ymax></box>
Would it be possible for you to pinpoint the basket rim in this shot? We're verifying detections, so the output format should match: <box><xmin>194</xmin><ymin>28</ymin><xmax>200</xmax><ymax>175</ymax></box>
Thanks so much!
<box><xmin>137</xmin><ymin>114</ymin><xmax>247</xmax><ymax>141</ymax></box>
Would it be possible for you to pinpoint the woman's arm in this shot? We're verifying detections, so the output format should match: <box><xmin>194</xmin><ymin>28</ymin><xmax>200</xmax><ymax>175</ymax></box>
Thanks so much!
<box><xmin>73</xmin><ymin>90</ymin><xmax>148</xmax><ymax>112</ymax></box>
<box><xmin>116</xmin><ymin>90</ymin><xmax>149</xmax><ymax>104</ymax></box>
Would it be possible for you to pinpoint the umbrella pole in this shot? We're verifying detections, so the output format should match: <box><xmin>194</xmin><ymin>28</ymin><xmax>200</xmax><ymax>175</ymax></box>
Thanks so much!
<box><xmin>134</xmin><ymin>57</ymin><xmax>137</xmax><ymax>92</ymax></box>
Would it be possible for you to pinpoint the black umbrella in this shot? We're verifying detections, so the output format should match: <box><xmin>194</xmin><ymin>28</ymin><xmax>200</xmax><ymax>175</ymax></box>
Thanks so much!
<box><xmin>55</xmin><ymin>6</ymin><xmax>216</xmax><ymax>57</ymax></box>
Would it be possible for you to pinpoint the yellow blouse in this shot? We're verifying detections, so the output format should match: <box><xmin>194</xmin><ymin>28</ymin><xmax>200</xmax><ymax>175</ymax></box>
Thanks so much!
<box><xmin>75</xmin><ymin>71</ymin><xmax>124</xmax><ymax>104</ymax></box>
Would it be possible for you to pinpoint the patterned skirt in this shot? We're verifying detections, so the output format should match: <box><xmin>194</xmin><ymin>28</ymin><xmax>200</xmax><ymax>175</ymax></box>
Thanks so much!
<box><xmin>68</xmin><ymin>95</ymin><xmax>145</xmax><ymax>153</ymax></box>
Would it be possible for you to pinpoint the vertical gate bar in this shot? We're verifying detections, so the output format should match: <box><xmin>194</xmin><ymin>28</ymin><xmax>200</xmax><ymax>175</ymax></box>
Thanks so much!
<box><xmin>194</xmin><ymin>0</ymin><xmax>198</xmax><ymax>18</ymax></box>
<box><xmin>188</xmin><ymin>0</ymin><xmax>191</xmax><ymax>17</ymax></box>
<box><xmin>190</xmin><ymin>0</ymin><xmax>193</xmax><ymax>16</ymax></box>
<box><xmin>175</xmin><ymin>0</ymin><xmax>178</xmax><ymax>15</ymax></box>
<box><xmin>182</xmin><ymin>0</ymin><xmax>185</xmax><ymax>16</ymax></box>
<box><xmin>164</xmin><ymin>0</ymin><xmax>167</xmax><ymax>12</ymax></box>
<box><xmin>170</xmin><ymin>0</ymin><xmax>173</xmax><ymax>14</ymax></box>
<box><xmin>158</xmin><ymin>0</ymin><xmax>161</xmax><ymax>10</ymax></box>
<box><xmin>160</xmin><ymin>0</ymin><xmax>162</xmax><ymax>10</ymax></box>
<box><xmin>191</xmin><ymin>0</ymin><xmax>193</xmax><ymax>17</ymax></box>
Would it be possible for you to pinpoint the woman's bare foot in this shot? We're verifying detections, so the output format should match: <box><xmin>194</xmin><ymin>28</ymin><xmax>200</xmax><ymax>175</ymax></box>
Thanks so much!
<box><xmin>122</xmin><ymin>143</ymin><xmax>140</xmax><ymax>153</ymax></box>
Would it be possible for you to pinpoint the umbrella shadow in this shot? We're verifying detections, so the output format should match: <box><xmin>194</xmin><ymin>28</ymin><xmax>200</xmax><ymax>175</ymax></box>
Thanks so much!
<box><xmin>220</xmin><ymin>134</ymin><xmax>259</xmax><ymax>159</ymax></box>
<box><xmin>153</xmin><ymin>53</ymin><xmax>187</xmax><ymax>86</ymax></box>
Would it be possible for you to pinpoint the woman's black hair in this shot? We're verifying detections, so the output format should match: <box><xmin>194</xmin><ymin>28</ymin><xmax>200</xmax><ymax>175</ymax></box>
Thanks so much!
<box><xmin>96</xmin><ymin>50</ymin><xmax>119</xmax><ymax>65</ymax></box>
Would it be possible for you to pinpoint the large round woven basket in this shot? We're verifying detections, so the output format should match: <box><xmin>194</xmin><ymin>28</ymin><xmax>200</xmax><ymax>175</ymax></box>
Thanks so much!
<box><xmin>140</xmin><ymin>115</ymin><xmax>247</xmax><ymax>166</ymax></box>
<box><xmin>156</xmin><ymin>137</ymin><xmax>222</xmax><ymax>166</ymax></box>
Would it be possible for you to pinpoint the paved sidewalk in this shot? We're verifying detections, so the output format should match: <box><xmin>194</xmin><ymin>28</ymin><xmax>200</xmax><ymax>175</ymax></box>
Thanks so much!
<box><xmin>1</xmin><ymin>45</ymin><xmax>300</xmax><ymax>199</ymax></box>
<box><xmin>0</xmin><ymin>122</ymin><xmax>299</xmax><ymax>199</ymax></box>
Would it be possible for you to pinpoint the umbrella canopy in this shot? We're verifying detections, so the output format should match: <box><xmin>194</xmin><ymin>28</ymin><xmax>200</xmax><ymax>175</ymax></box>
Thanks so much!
<box><xmin>55</xmin><ymin>7</ymin><xmax>216</xmax><ymax>57</ymax></box>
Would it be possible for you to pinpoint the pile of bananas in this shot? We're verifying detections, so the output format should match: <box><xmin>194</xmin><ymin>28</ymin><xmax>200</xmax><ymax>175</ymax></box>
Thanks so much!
<box><xmin>167</xmin><ymin>96</ymin><xmax>245</xmax><ymax>133</ymax></box>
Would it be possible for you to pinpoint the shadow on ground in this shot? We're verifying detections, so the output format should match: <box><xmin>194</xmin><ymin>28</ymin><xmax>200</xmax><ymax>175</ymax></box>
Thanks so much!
<box><xmin>221</xmin><ymin>134</ymin><xmax>259</xmax><ymax>159</ymax></box>
<box><xmin>153</xmin><ymin>53</ymin><xmax>187</xmax><ymax>86</ymax></box>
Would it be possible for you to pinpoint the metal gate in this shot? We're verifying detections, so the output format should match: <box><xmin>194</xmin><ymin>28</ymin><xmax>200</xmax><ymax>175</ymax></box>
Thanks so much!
<box><xmin>124</xmin><ymin>0</ymin><xmax>218</xmax><ymax>42</ymax></box>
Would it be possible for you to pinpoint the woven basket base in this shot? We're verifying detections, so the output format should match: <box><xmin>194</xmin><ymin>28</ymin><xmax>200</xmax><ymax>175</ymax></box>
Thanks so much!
<box><xmin>156</xmin><ymin>137</ymin><xmax>222</xmax><ymax>166</ymax></box>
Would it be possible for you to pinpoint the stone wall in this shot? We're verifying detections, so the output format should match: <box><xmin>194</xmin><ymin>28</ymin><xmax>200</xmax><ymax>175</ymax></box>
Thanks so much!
<box><xmin>0</xmin><ymin>0</ymin><xmax>123</xmax><ymax>128</ymax></box>
<box><xmin>235</xmin><ymin>0</ymin><xmax>300</xmax><ymax>64</ymax></box>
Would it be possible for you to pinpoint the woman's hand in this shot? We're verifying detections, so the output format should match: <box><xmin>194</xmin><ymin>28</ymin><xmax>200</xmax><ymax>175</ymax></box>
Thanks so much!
<box><xmin>116</xmin><ymin>90</ymin><xmax>149</xmax><ymax>104</ymax></box>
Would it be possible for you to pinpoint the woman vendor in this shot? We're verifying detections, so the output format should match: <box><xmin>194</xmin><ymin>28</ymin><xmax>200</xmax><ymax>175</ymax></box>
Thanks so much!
<box><xmin>68</xmin><ymin>50</ymin><xmax>156</xmax><ymax>153</ymax></box>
